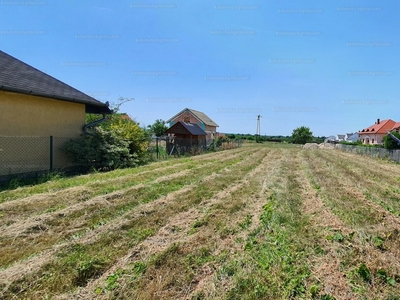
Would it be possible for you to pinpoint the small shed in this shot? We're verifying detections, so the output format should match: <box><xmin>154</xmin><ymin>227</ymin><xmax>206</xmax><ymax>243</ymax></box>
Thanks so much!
<box><xmin>165</xmin><ymin>121</ymin><xmax>206</xmax><ymax>154</ymax></box>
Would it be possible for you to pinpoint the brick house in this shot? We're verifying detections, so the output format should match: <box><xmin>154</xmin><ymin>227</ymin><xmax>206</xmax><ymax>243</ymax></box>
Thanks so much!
<box><xmin>166</xmin><ymin>108</ymin><xmax>218</xmax><ymax>141</ymax></box>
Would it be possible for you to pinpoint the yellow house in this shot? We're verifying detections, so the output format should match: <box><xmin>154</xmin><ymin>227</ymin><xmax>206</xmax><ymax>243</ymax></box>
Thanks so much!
<box><xmin>0</xmin><ymin>50</ymin><xmax>111</xmax><ymax>176</ymax></box>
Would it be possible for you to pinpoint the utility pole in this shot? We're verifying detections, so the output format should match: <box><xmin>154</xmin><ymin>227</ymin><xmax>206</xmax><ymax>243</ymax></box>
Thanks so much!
<box><xmin>256</xmin><ymin>115</ymin><xmax>262</xmax><ymax>143</ymax></box>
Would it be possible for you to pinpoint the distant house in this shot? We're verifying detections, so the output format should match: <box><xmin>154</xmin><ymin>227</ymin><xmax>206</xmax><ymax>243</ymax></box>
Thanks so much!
<box><xmin>0</xmin><ymin>50</ymin><xmax>111</xmax><ymax>176</ymax></box>
<box><xmin>166</xmin><ymin>108</ymin><xmax>219</xmax><ymax>140</ymax></box>
<box><xmin>336</xmin><ymin>134</ymin><xmax>345</xmax><ymax>142</ymax></box>
<box><xmin>358</xmin><ymin>119</ymin><xmax>396</xmax><ymax>145</ymax></box>
<box><xmin>165</xmin><ymin>121</ymin><xmax>207</xmax><ymax>154</ymax></box>
<box><xmin>346</xmin><ymin>133</ymin><xmax>359</xmax><ymax>143</ymax></box>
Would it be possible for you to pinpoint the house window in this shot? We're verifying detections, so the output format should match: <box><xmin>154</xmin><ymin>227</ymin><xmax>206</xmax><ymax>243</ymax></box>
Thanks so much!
<box><xmin>184</xmin><ymin>117</ymin><xmax>190</xmax><ymax>123</ymax></box>
<box><xmin>372</xmin><ymin>139</ymin><xmax>374</xmax><ymax>144</ymax></box>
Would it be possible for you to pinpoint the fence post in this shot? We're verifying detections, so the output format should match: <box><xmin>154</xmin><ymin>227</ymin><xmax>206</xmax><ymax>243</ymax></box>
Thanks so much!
<box><xmin>156</xmin><ymin>136</ymin><xmax>159</xmax><ymax>160</ymax></box>
<box><xmin>50</xmin><ymin>135</ymin><xmax>53</xmax><ymax>171</ymax></box>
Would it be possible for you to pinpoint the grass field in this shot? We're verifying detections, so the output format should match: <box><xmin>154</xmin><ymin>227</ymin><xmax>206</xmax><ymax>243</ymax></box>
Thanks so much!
<box><xmin>1</xmin><ymin>143</ymin><xmax>400</xmax><ymax>299</ymax></box>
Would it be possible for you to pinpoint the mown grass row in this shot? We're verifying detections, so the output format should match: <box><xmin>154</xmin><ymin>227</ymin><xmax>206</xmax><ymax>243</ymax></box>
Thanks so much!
<box><xmin>0</xmin><ymin>147</ymin><xmax>259</xmax><ymax>269</ymax></box>
<box><xmin>1</xmin><ymin>147</ymin><xmax>270</xmax><ymax>299</ymax></box>
<box><xmin>101</xmin><ymin>148</ymin><xmax>324</xmax><ymax>299</ymax></box>
<box><xmin>301</xmin><ymin>149</ymin><xmax>400</xmax><ymax>298</ymax></box>
<box><xmin>317</xmin><ymin>149</ymin><xmax>400</xmax><ymax>217</ymax></box>
<box><xmin>0</xmin><ymin>147</ymin><xmax>254</xmax><ymax>230</ymax></box>
<box><xmin>216</xmin><ymin>149</ymin><xmax>325</xmax><ymax>299</ymax></box>
<box><xmin>301</xmin><ymin>150</ymin><xmax>382</xmax><ymax>227</ymax></box>
<box><xmin>93</xmin><ymin>148</ymin><xmax>284</xmax><ymax>299</ymax></box>
<box><xmin>0</xmin><ymin>146</ymin><xmax>248</xmax><ymax>204</ymax></box>
<box><xmin>0</xmin><ymin>147</ymin><xmax>250</xmax><ymax>221</ymax></box>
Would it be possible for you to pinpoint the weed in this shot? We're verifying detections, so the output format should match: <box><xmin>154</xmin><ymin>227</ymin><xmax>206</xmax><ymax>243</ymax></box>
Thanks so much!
<box><xmin>75</xmin><ymin>257</ymin><xmax>106</xmax><ymax>286</ymax></box>
<box><xmin>357</xmin><ymin>263</ymin><xmax>372</xmax><ymax>284</ymax></box>
<box><xmin>238</xmin><ymin>214</ymin><xmax>252</xmax><ymax>230</ymax></box>
<box><xmin>105</xmin><ymin>268</ymin><xmax>124</xmax><ymax>291</ymax></box>
<box><xmin>321</xmin><ymin>295</ymin><xmax>335</xmax><ymax>300</ymax></box>
<box><xmin>377</xmin><ymin>269</ymin><xmax>396</xmax><ymax>287</ymax></box>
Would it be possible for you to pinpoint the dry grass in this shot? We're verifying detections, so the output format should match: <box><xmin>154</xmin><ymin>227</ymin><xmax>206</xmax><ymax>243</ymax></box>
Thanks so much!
<box><xmin>1</xmin><ymin>144</ymin><xmax>400</xmax><ymax>299</ymax></box>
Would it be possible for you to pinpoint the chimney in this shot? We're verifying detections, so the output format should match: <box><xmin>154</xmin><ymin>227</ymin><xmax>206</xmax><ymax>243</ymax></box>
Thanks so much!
<box><xmin>377</xmin><ymin>118</ymin><xmax>380</xmax><ymax>124</ymax></box>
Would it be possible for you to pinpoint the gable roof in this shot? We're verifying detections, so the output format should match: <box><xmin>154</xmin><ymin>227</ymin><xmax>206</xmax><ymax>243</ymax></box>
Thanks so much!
<box><xmin>165</xmin><ymin>121</ymin><xmax>207</xmax><ymax>136</ymax></box>
<box><xmin>0</xmin><ymin>50</ymin><xmax>111</xmax><ymax>114</ymax></box>
<box><xmin>359</xmin><ymin>119</ymin><xmax>395</xmax><ymax>135</ymax></box>
<box><xmin>166</xmin><ymin>108</ymin><xmax>219</xmax><ymax>127</ymax></box>
<box><xmin>392</xmin><ymin>122</ymin><xmax>400</xmax><ymax>131</ymax></box>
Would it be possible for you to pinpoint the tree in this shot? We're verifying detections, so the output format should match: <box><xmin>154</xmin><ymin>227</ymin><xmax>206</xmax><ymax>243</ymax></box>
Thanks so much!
<box><xmin>383</xmin><ymin>132</ymin><xmax>400</xmax><ymax>149</ymax></box>
<box><xmin>148</xmin><ymin>119</ymin><xmax>168</xmax><ymax>137</ymax></box>
<box><xmin>291</xmin><ymin>126</ymin><xmax>313</xmax><ymax>144</ymax></box>
<box><xmin>148</xmin><ymin>119</ymin><xmax>168</xmax><ymax>159</ymax></box>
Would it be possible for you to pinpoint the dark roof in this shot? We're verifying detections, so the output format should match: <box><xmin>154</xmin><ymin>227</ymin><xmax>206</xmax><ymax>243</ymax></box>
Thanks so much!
<box><xmin>165</xmin><ymin>121</ymin><xmax>207</xmax><ymax>136</ymax></box>
<box><xmin>166</xmin><ymin>108</ymin><xmax>219</xmax><ymax>127</ymax></box>
<box><xmin>0</xmin><ymin>50</ymin><xmax>111</xmax><ymax>114</ymax></box>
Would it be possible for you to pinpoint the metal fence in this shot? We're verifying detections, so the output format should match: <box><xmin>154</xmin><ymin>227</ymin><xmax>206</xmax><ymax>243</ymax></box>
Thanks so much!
<box><xmin>147</xmin><ymin>137</ymin><xmax>243</xmax><ymax>159</ymax></box>
<box><xmin>0</xmin><ymin>136</ymin><xmax>72</xmax><ymax>179</ymax></box>
<box><xmin>335</xmin><ymin>144</ymin><xmax>400</xmax><ymax>162</ymax></box>
<box><xmin>1</xmin><ymin>136</ymin><xmax>244</xmax><ymax>181</ymax></box>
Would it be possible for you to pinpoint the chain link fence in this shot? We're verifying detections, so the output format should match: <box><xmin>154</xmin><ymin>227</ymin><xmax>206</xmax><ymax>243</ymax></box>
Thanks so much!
<box><xmin>0</xmin><ymin>136</ymin><xmax>72</xmax><ymax>180</ymax></box>
<box><xmin>147</xmin><ymin>137</ymin><xmax>243</xmax><ymax>160</ymax></box>
<box><xmin>335</xmin><ymin>144</ymin><xmax>400</xmax><ymax>162</ymax></box>
<box><xmin>1</xmin><ymin>136</ymin><xmax>245</xmax><ymax>181</ymax></box>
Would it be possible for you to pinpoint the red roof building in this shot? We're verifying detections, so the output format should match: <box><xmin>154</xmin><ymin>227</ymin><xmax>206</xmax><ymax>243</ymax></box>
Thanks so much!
<box><xmin>358</xmin><ymin>118</ymin><xmax>396</xmax><ymax>144</ymax></box>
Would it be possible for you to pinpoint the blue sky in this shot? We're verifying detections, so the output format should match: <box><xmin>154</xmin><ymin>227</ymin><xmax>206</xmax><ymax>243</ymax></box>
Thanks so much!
<box><xmin>1</xmin><ymin>0</ymin><xmax>399</xmax><ymax>136</ymax></box>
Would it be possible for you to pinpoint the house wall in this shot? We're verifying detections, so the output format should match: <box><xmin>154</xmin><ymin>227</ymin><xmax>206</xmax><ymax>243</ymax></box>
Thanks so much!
<box><xmin>205</xmin><ymin>125</ymin><xmax>217</xmax><ymax>133</ymax></box>
<box><xmin>0</xmin><ymin>90</ymin><xmax>85</xmax><ymax>137</ymax></box>
<box><xmin>359</xmin><ymin>133</ymin><xmax>385</xmax><ymax>144</ymax></box>
<box><xmin>0</xmin><ymin>90</ymin><xmax>85</xmax><ymax>176</ymax></box>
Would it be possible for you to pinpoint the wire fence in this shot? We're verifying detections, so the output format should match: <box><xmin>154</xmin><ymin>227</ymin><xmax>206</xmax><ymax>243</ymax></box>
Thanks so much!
<box><xmin>335</xmin><ymin>144</ymin><xmax>400</xmax><ymax>162</ymax></box>
<box><xmin>0</xmin><ymin>136</ymin><xmax>72</xmax><ymax>179</ymax></box>
<box><xmin>147</xmin><ymin>137</ymin><xmax>243</xmax><ymax>160</ymax></box>
<box><xmin>1</xmin><ymin>136</ymin><xmax>244</xmax><ymax>181</ymax></box>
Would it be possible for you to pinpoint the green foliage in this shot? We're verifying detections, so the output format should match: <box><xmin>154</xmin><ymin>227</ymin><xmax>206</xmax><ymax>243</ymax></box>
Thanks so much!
<box><xmin>383</xmin><ymin>132</ymin><xmax>400</xmax><ymax>149</ymax></box>
<box><xmin>1</xmin><ymin>171</ymin><xmax>64</xmax><ymax>191</ymax></box>
<box><xmin>76</xmin><ymin>257</ymin><xmax>106</xmax><ymax>286</ymax></box>
<box><xmin>377</xmin><ymin>269</ymin><xmax>396</xmax><ymax>287</ymax></box>
<box><xmin>148</xmin><ymin>119</ymin><xmax>168</xmax><ymax>137</ymax></box>
<box><xmin>321</xmin><ymin>295</ymin><xmax>335</xmax><ymax>300</ymax></box>
<box><xmin>357</xmin><ymin>263</ymin><xmax>372</xmax><ymax>284</ymax></box>
<box><xmin>309</xmin><ymin>284</ymin><xmax>319</xmax><ymax>297</ymax></box>
<box><xmin>64</xmin><ymin>127</ymin><xmax>141</xmax><ymax>170</ymax></box>
<box><xmin>291</xmin><ymin>126</ymin><xmax>313</xmax><ymax>144</ymax></box>
<box><xmin>65</xmin><ymin>99</ymin><xmax>149</xmax><ymax>170</ymax></box>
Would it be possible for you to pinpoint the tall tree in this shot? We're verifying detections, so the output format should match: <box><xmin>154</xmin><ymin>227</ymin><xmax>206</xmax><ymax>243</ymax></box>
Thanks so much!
<box><xmin>148</xmin><ymin>119</ymin><xmax>168</xmax><ymax>137</ymax></box>
<box><xmin>148</xmin><ymin>119</ymin><xmax>168</xmax><ymax>159</ymax></box>
<box><xmin>291</xmin><ymin>126</ymin><xmax>313</xmax><ymax>144</ymax></box>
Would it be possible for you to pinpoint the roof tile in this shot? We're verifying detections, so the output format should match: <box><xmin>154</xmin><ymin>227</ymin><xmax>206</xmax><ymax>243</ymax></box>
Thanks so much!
<box><xmin>0</xmin><ymin>50</ymin><xmax>111</xmax><ymax>114</ymax></box>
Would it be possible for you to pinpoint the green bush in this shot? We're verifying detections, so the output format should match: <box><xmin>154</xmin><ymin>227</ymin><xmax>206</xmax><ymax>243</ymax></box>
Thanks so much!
<box><xmin>291</xmin><ymin>126</ymin><xmax>313</xmax><ymax>144</ymax></box>
<box><xmin>383</xmin><ymin>132</ymin><xmax>400</xmax><ymax>149</ymax></box>
<box><xmin>64</xmin><ymin>127</ymin><xmax>141</xmax><ymax>170</ymax></box>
